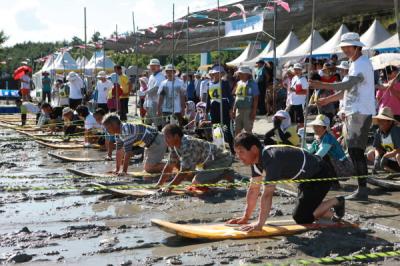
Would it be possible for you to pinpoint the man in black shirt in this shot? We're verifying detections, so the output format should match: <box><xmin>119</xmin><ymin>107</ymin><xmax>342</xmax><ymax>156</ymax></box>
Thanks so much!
<box><xmin>226</xmin><ymin>133</ymin><xmax>345</xmax><ymax>232</ymax></box>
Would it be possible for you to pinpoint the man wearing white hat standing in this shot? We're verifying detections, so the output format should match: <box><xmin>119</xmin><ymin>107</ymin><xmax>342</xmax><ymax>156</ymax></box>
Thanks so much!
<box><xmin>288</xmin><ymin>63</ymin><xmax>308</xmax><ymax>129</ymax></box>
<box><xmin>94</xmin><ymin>71</ymin><xmax>113</xmax><ymax>113</ymax></box>
<box><xmin>310</xmin><ymin>32</ymin><xmax>376</xmax><ymax>201</ymax></box>
<box><xmin>66</xmin><ymin>71</ymin><xmax>84</xmax><ymax>110</ymax></box>
<box><xmin>233</xmin><ymin>66</ymin><xmax>259</xmax><ymax>136</ymax></box>
<box><xmin>144</xmin><ymin>58</ymin><xmax>165</xmax><ymax>130</ymax></box>
<box><xmin>157</xmin><ymin>64</ymin><xmax>185</xmax><ymax>126</ymax></box>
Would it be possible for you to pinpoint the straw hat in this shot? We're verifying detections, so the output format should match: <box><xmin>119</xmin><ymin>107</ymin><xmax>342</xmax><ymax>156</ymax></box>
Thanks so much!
<box><xmin>373</xmin><ymin>107</ymin><xmax>396</xmax><ymax>123</ymax></box>
<box><xmin>309</xmin><ymin>114</ymin><xmax>330</xmax><ymax>128</ymax></box>
<box><xmin>338</xmin><ymin>32</ymin><xmax>365</xmax><ymax>47</ymax></box>
<box><xmin>336</xmin><ymin>61</ymin><xmax>350</xmax><ymax>70</ymax></box>
<box><xmin>235</xmin><ymin>66</ymin><xmax>252</xmax><ymax>75</ymax></box>
<box><xmin>97</xmin><ymin>71</ymin><xmax>107</xmax><ymax>78</ymax></box>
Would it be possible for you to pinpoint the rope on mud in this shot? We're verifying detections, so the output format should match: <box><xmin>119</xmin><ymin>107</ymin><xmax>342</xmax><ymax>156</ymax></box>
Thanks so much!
<box><xmin>0</xmin><ymin>171</ymin><xmax>391</xmax><ymax>192</ymax></box>
<box><xmin>263</xmin><ymin>249</ymin><xmax>400</xmax><ymax>266</ymax></box>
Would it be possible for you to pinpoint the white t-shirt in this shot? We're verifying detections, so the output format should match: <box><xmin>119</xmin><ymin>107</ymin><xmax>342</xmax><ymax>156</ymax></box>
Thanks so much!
<box><xmin>21</xmin><ymin>74</ymin><xmax>30</xmax><ymax>89</ymax></box>
<box><xmin>158</xmin><ymin>78</ymin><xmax>184</xmax><ymax>113</ymax></box>
<box><xmin>344</xmin><ymin>55</ymin><xmax>376</xmax><ymax>115</ymax></box>
<box><xmin>145</xmin><ymin>72</ymin><xmax>165</xmax><ymax>108</ymax></box>
<box><xmin>289</xmin><ymin>75</ymin><xmax>308</xmax><ymax>106</ymax></box>
<box><xmin>200</xmin><ymin>79</ymin><xmax>209</xmax><ymax>97</ymax></box>
<box><xmin>95</xmin><ymin>80</ymin><xmax>113</xmax><ymax>104</ymax></box>
<box><xmin>68</xmin><ymin>78</ymin><xmax>84</xmax><ymax>99</ymax></box>
<box><xmin>84</xmin><ymin>113</ymin><xmax>102</xmax><ymax>130</ymax></box>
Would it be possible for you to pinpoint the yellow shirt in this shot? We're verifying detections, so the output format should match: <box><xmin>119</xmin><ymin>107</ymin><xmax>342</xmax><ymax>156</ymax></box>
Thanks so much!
<box><xmin>119</xmin><ymin>74</ymin><xmax>130</xmax><ymax>99</ymax></box>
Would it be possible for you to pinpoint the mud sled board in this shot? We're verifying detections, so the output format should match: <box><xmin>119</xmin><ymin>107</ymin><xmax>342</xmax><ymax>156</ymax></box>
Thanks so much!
<box><xmin>92</xmin><ymin>183</ymin><xmax>206</xmax><ymax>197</ymax></box>
<box><xmin>67</xmin><ymin>168</ymin><xmax>159</xmax><ymax>179</ymax></box>
<box><xmin>151</xmin><ymin>219</ymin><xmax>358</xmax><ymax>240</ymax></box>
<box><xmin>48</xmin><ymin>152</ymin><xmax>106</xmax><ymax>162</ymax></box>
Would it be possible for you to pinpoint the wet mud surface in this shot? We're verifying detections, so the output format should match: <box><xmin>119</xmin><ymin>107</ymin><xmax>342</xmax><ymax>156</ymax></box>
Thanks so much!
<box><xmin>1</xmin><ymin>127</ymin><xmax>400</xmax><ymax>265</ymax></box>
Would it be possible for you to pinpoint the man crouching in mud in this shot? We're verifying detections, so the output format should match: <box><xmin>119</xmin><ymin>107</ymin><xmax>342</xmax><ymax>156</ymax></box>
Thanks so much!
<box><xmin>226</xmin><ymin>132</ymin><xmax>345</xmax><ymax>232</ymax></box>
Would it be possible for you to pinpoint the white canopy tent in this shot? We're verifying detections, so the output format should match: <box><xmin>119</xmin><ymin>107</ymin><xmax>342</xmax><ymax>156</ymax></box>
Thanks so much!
<box><xmin>313</xmin><ymin>24</ymin><xmax>349</xmax><ymax>56</ymax></box>
<box><xmin>243</xmin><ymin>31</ymin><xmax>301</xmax><ymax>66</ymax></box>
<box><xmin>226</xmin><ymin>42</ymin><xmax>260</xmax><ymax>67</ymax></box>
<box><xmin>86</xmin><ymin>50</ymin><xmax>115</xmax><ymax>73</ymax></box>
<box><xmin>263</xmin><ymin>31</ymin><xmax>301</xmax><ymax>59</ymax></box>
<box><xmin>242</xmin><ymin>40</ymin><xmax>273</xmax><ymax>66</ymax></box>
<box><xmin>50</xmin><ymin>52</ymin><xmax>78</xmax><ymax>73</ymax></box>
<box><xmin>373</xmin><ymin>33</ymin><xmax>400</xmax><ymax>51</ymax></box>
<box><xmin>361</xmin><ymin>19</ymin><xmax>391</xmax><ymax>49</ymax></box>
<box><xmin>280</xmin><ymin>30</ymin><xmax>326</xmax><ymax>63</ymax></box>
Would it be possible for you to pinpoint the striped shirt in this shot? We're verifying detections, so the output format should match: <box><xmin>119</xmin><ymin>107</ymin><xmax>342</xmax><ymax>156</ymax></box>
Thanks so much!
<box><xmin>116</xmin><ymin>123</ymin><xmax>158</xmax><ymax>152</ymax></box>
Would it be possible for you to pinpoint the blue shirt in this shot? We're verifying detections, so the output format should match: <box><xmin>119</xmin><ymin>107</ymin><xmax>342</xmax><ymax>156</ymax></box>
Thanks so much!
<box><xmin>42</xmin><ymin>76</ymin><xmax>52</xmax><ymax>93</ymax></box>
<box><xmin>308</xmin><ymin>132</ymin><xmax>346</xmax><ymax>161</ymax></box>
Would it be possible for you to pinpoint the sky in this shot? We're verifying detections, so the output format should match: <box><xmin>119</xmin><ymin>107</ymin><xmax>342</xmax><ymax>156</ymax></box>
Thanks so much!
<box><xmin>0</xmin><ymin>0</ymin><xmax>239</xmax><ymax>46</ymax></box>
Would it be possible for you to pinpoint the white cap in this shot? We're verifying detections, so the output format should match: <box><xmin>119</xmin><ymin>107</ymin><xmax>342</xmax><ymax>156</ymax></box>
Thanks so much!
<box><xmin>338</xmin><ymin>32</ymin><xmax>365</xmax><ymax>47</ymax></box>
<box><xmin>62</xmin><ymin>107</ymin><xmax>73</xmax><ymax>115</ymax></box>
<box><xmin>66</xmin><ymin>71</ymin><xmax>78</xmax><ymax>81</ymax></box>
<box><xmin>148</xmin><ymin>58</ymin><xmax>161</xmax><ymax>66</ymax></box>
<box><xmin>293</xmin><ymin>63</ymin><xmax>303</xmax><ymax>70</ymax></box>
<box><xmin>97</xmin><ymin>71</ymin><xmax>107</xmax><ymax>78</ymax></box>
<box><xmin>336</xmin><ymin>61</ymin><xmax>350</xmax><ymax>70</ymax></box>
<box><xmin>164</xmin><ymin>64</ymin><xmax>175</xmax><ymax>71</ymax></box>
<box><xmin>309</xmin><ymin>114</ymin><xmax>330</xmax><ymax>128</ymax></box>
<box><xmin>235</xmin><ymin>66</ymin><xmax>252</xmax><ymax>75</ymax></box>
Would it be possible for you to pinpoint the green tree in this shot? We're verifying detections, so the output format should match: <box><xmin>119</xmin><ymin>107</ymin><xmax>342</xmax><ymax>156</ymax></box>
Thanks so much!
<box><xmin>70</xmin><ymin>36</ymin><xmax>83</xmax><ymax>46</ymax></box>
<box><xmin>0</xmin><ymin>30</ymin><xmax>8</xmax><ymax>46</ymax></box>
<box><xmin>91</xmin><ymin>31</ymin><xmax>101</xmax><ymax>43</ymax></box>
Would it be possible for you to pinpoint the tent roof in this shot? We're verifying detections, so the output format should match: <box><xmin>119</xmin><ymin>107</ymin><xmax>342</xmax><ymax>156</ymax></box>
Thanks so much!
<box><xmin>226</xmin><ymin>42</ymin><xmax>260</xmax><ymax>66</ymax></box>
<box><xmin>86</xmin><ymin>51</ymin><xmax>115</xmax><ymax>70</ymax></box>
<box><xmin>77</xmin><ymin>56</ymin><xmax>89</xmax><ymax>68</ymax></box>
<box><xmin>41</xmin><ymin>53</ymin><xmax>58</xmax><ymax>72</ymax></box>
<box><xmin>313</xmin><ymin>24</ymin><xmax>349</xmax><ymax>55</ymax></box>
<box><xmin>281</xmin><ymin>30</ymin><xmax>325</xmax><ymax>59</ymax></box>
<box><xmin>264</xmin><ymin>31</ymin><xmax>301</xmax><ymax>59</ymax></box>
<box><xmin>103</xmin><ymin>0</ymin><xmax>395</xmax><ymax>55</ymax></box>
<box><xmin>360</xmin><ymin>19</ymin><xmax>391</xmax><ymax>48</ymax></box>
<box><xmin>52</xmin><ymin>52</ymin><xmax>78</xmax><ymax>71</ymax></box>
<box><xmin>242</xmin><ymin>40</ymin><xmax>274</xmax><ymax>66</ymax></box>
<box><xmin>373</xmin><ymin>33</ymin><xmax>400</xmax><ymax>50</ymax></box>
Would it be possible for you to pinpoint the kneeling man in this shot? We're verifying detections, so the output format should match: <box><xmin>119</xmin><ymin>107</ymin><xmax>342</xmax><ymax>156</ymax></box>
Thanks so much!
<box><xmin>227</xmin><ymin>133</ymin><xmax>345</xmax><ymax>232</ymax></box>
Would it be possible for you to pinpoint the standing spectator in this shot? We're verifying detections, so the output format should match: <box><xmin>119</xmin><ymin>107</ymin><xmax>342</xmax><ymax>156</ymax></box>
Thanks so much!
<box><xmin>288</xmin><ymin>63</ymin><xmax>308</xmax><ymax>129</ymax></box>
<box><xmin>94</xmin><ymin>71</ymin><xmax>113</xmax><ymax>113</ymax></box>
<box><xmin>376</xmin><ymin>65</ymin><xmax>400</xmax><ymax>121</ymax></box>
<box><xmin>157</xmin><ymin>64</ymin><xmax>185</xmax><ymax>127</ymax></box>
<box><xmin>41</xmin><ymin>71</ymin><xmax>52</xmax><ymax>103</ymax></box>
<box><xmin>52</xmin><ymin>79</ymin><xmax>69</xmax><ymax>108</ymax></box>
<box><xmin>206</xmin><ymin>65</ymin><xmax>235</xmax><ymax>153</ymax></box>
<box><xmin>138</xmin><ymin>74</ymin><xmax>149</xmax><ymax>120</ymax></box>
<box><xmin>110</xmin><ymin>65</ymin><xmax>132</xmax><ymax>121</ymax></box>
<box><xmin>199</xmin><ymin>73</ymin><xmax>210</xmax><ymax>103</ymax></box>
<box><xmin>232</xmin><ymin>66</ymin><xmax>259</xmax><ymax>136</ymax></box>
<box><xmin>144</xmin><ymin>58</ymin><xmax>165</xmax><ymax>130</ymax></box>
<box><xmin>20</xmin><ymin>70</ymin><xmax>31</xmax><ymax>101</ymax></box>
<box><xmin>186</xmin><ymin>74</ymin><xmax>196</xmax><ymax>102</ymax></box>
<box><xmin>255</xmin><ymin>60</ymin><xmax>267</xmax><ymax>115</ymax></box>
<box><xmin>194</xmin><ymin>72</ymin><xmax>202</xmax><ymax>102</ymax></box>
<box><xmin>66</xmin><ymin>71</ymin><xmax>84</xmax><ymax>110</ymax></box>
<box><xmin>311</xmin><ymin>32</ymin><xmax>376</xmax><ymax>201</ymax></box>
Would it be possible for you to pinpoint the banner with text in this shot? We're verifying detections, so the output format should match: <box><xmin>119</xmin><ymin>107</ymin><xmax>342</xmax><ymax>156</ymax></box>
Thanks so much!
<box><xmin>224</xmin><ymin>13</ymin><xmax>264</xmax><ymax>37</ymax></box>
